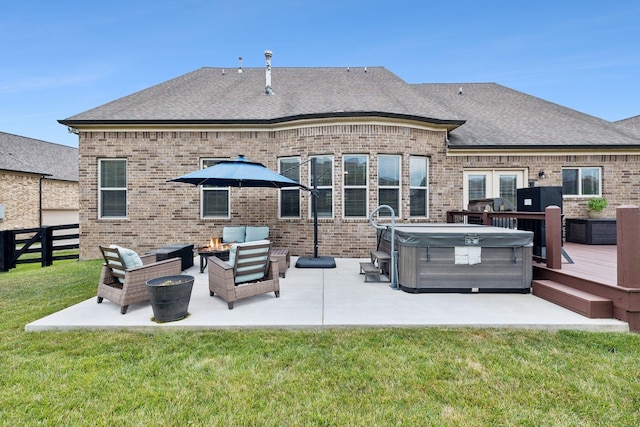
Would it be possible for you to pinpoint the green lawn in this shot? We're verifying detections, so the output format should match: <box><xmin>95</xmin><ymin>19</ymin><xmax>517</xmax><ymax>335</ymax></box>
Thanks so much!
<box><xmin>1</xmin><ymin>260</ymin><xmax>639</xmax><ymax>426</ymax></box>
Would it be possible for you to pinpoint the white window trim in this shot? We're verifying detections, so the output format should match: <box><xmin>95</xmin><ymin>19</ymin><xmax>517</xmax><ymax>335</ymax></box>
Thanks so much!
<box><xmin>561</xmin><ymin>167</ymin><xmax>602</xmax><ymax>198</ymax></box>
<box><xmin>409</xmin><ymin>156</ymin><xmax>429</xmax><ymax>218</ymax></box>
<box><xmin>98</xmin><ymin>158</ymin><xmax>127</xmax><ymax>219</ymax></box>
<box><xmin>378</xmin><ymin>154</ymin><xmax>402</xmax><ymax>218</ymax></box>
<box><xmin>342</xmin><ymin>154</ymin><xmax>369</xmax><ymax>219</ymax></box>
<box><xmin>462</xmin><ymin>169</ymin><xmax>526</xmax><ymax>209</ymax></box>
<box><xmin>200</xmin><ymin>158</ymin><xmax>230</xmax><ymax>219</ymax></box>
<box><xmin>309</xmin><ymin>155</ymin><xmax>334</xmax><ymax>219</ymax></box>
<box><xmin>278</xmin><ymin>156</ymin><xmax>302</xmax><ymax>219</ymax></box>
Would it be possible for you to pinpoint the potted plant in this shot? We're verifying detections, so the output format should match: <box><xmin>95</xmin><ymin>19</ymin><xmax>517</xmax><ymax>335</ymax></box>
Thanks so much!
<box><xmin>587</xmin><ymin>197</ymin><xmax>608</xmax><ymax>219</ymax></box>
<box><xmin>145</xmin><ymin>275</ymin><xmax>194</xmax><ymax>322</ymax></box>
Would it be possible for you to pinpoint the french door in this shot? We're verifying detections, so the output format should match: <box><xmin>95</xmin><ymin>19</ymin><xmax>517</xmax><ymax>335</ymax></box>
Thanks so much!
<box><xmin>463</xmin><ymin>169</ymin><xmax>526</xmax><ymax>209</ymax></box>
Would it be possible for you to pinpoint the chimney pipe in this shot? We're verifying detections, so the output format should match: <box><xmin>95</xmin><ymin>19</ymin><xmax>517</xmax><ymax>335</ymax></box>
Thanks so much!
<box><xmin>265</xmin><ymin>50</ymin><xmax>273</xmax><ymax>94</ymax></box>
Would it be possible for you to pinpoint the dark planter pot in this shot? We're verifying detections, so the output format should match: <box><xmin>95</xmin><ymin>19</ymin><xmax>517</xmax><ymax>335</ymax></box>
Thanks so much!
<box><xmin>146</xmin><ymin>275</ymin><xmax>194</xmax><ymax>322</ymax></box>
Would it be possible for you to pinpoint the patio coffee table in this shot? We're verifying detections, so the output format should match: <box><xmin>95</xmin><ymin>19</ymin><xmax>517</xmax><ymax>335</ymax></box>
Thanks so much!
<box><xmin>198</xmin><ymin>247</ymin><xmax>230</xmax><ymax>273</ymax></box>
<box><xmin>146</xmin><ymin>243</ymin><xmax>194</xmax><ymax>272</ymax></box>
<box><xmin>271</xmin><ymin>247</ymin><xmax>290</xmax><ymax>278</ymax></box>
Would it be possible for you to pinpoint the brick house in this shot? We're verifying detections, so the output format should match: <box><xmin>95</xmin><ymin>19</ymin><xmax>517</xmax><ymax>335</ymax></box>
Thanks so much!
<box><xmin>0</xmin><ymin>132</ymin><xmax>79</xmax><ymax>230</ymax></box>
<box><xmin>59</xmin><ymin>54</ymin><xmax>640</xmax><ymax>260</ymax></box>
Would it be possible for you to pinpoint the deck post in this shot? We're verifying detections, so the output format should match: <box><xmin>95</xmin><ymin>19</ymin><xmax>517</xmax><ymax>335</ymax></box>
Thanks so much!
<box><xmin>544</xmin><ymin>206</ymin><xmax>562</xmax><ymax>269</ymax></box>
<box><xmin>616</xmin><ymin>205</ymin><xmax>640</xmax><ymax>287</ymax></box>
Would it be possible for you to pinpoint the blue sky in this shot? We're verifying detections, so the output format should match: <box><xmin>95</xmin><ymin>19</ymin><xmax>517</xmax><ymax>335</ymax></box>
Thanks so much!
<box><xmin>2</xmin><ymin>0</ymin><xmax>639</xmax><ymax>148</ymax></box>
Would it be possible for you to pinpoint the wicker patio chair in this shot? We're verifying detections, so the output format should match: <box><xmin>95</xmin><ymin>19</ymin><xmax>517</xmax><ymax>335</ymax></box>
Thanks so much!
<box><xmin>98</xmin><ymin>245</ymin><xmax>182</xmax><ymax>314</ymax></box>
<box><xmin>208</xmin><ymin>240</ymin><xmax>280</xmax><ymax>309</ymax></box>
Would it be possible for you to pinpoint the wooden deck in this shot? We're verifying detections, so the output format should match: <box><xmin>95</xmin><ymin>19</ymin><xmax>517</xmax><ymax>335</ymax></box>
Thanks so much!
<box><xmin>546</xmin><ymin>242</ymin><xmax>618</xmax><ymax>286</ymax></box>
<box><xmin>533</xmin><ymin>242</ymin><xmax>640</xmax><ymax>332</ymax></box>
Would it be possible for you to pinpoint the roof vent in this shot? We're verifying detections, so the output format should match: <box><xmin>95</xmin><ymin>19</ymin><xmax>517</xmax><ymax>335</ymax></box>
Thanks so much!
<box><xmin>238</xmin><ymin>57</ymin><xmax>243</xmax><ymax>73</ymax></box>
<box><xmin>458</xmin><ymin>87</ymin><xmax>463</xmax><ymax>95</ymax></box>
<box><xmin>265</xmin><ymin>50</ymin><xmax>273</xmax><ymax>95</ymax></box>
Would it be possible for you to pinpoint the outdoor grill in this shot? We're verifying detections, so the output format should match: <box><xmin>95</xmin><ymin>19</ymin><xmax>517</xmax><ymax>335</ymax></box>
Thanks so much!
<box><xmin>467</xmin><ymin>197</ymin><xmax>516</xmax><ymax>213</ymax></box>
<box><xmin>466</xmin><ymin>197</ymin><xmax>516</xmax><ymax>227</ymax></box>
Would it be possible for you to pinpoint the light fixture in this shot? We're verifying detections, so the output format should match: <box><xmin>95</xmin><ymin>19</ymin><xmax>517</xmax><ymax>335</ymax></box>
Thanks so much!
<box><xmin>538</xmin><ymin>171</ymin><xmax>546</xmax><ymax>179</ymax></box>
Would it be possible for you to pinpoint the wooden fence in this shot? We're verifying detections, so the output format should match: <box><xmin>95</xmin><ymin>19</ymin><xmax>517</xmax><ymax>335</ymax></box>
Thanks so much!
<box><xmin>0</xmin><ymin>223</ymin><xmax>79</xmax><ymax>272</ymax></box>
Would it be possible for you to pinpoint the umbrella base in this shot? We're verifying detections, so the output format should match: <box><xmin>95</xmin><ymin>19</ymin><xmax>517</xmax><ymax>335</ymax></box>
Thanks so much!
<box><xmin>295</xmin><ymin>256</ymin><xmax>336</xmax><ymax>269</ymax></box>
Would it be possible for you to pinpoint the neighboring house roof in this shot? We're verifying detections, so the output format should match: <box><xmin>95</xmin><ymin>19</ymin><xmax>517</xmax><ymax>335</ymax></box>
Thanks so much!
<box><xmin>59</xmin><ymin>65</ymin><xmax>640</xmax><ymax>150</ymax></box>
<box><xmin>413</xmin><ymin>83</ymin><xmax>640</xmax><ymax>149</ymax></box>
<box><xmin>616</xmin><ymin>115</ymin><xmax>640</xmax><ymax>136</ymax></box>
<box><xmin>0</xmin><ymin>132</ymin><xmax>78</xmax><ymax>181</ymax></box>
<box><xmin>59</xmin><ymin>67</ymin><xmax>464</xmax><ymax>130</ymax></box>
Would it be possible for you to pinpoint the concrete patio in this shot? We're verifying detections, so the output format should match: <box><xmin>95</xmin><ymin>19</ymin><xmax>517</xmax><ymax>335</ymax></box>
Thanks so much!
<box><xmin>25</xmin><ymin>256</ymin><xmax>629</xmax><ymax>332</ymax></box>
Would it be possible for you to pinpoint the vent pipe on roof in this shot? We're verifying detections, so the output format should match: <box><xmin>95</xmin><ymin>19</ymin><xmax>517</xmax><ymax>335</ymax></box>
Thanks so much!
<box><xmin>238</xmin><ymin>57</ymin><xmax>243</xmax><ymax>73</ymax></box>
<box><xmin>265</xmin><ymin>50</ymin><xmax>273</xmax><ymax>95</ymax></box>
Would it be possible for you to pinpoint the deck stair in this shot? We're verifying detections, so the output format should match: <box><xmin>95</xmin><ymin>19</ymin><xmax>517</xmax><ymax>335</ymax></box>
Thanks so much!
<box><xmin>532</xmin><ymin>279</ymin><xmax>613</xmax><ymax>318</ymax></box>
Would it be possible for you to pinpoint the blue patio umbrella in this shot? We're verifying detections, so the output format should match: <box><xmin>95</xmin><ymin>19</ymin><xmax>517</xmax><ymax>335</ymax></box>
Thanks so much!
<box><xmin>169</xmin><ymin>155</ymin><xmax>335</xmax><ymax>269</ymax></box>
<box><xmin>169</xmin><ymin>155</ymin><xmax>308</xmax><ymax>189</ymax></box>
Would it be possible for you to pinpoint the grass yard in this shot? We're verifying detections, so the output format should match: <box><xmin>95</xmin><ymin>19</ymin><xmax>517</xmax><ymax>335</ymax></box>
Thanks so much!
<box><xmin>1</xmin><ymin>260</ymin><xmax>639</xmax><ymax>426</ymax></box>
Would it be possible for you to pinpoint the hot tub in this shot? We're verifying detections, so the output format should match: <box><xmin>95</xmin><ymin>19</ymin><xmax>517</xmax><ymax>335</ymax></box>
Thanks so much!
<box><xmin>378</xmin><ymin>224</ymin><xmax>533</xmax><ymax>293</ymax></box>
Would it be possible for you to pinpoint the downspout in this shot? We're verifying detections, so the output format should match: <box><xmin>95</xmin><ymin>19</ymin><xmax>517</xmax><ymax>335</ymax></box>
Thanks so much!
<box><xmin>39</xmin><ymin>175</ymin><xmax>44</xmax><ymax>227</ymax></box>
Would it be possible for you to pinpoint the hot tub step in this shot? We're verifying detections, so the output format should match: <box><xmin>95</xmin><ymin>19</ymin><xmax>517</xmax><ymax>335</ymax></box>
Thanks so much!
<box><xmin>532</xmin><ymin>280</ymin><xmax>613</xmax><ymax>318</ymax></box>
<box><xmin>360</xmin><ymin>262</ymin><xmax>383</xmax><ymax>282</ymax></box>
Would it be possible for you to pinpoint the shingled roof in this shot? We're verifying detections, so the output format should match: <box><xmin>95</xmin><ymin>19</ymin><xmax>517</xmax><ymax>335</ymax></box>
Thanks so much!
<box><xmin>616</xmin><ymin>115</ymin><xmax>640</xmax><ymax>136</ymax></box>
<box><xmin>413</xmin><ymin>83</ymin><xmax>640</xmax><ymax>148</ymax></box>
<box><xmin>0</xmin><ymin>132</ymin><xmax>78</xmax><ymax>181</ymax></box>
<box><xmin>60</xmin><ymin>67</ymin><xmax>464</xmax><ymax>129</ymax></box>
<box><xmin>60</xmin><ymin>65</ymin><xmax>640</xmax><ymax>149</ymax></box>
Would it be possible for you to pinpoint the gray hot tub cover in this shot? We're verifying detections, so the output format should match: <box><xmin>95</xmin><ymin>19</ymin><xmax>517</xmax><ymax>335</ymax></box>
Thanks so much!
<box><xmin>380</xmin><ymin>224</ymin><xmax>533</xmax><ymax>248</ymax></box>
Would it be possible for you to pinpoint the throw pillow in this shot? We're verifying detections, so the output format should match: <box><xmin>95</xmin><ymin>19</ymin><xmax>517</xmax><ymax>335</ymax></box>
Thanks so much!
<box><xmin>245</xmin><ymin>226</ymin><xmax>269</xmax><ymax>242</ymax></box>
<box><xmin>223</xmin><ymin>226</ymin><xmax>246</xmax><ymax>243</ymax></box>
<box><xmin>108</xmin><ymin>245</ymin><xmax>143</xmax><ymax>283</ymax></box>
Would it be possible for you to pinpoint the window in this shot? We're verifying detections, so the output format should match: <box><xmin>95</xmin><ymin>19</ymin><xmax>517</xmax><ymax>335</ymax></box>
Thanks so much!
<box><xmin>99</xmin><ymin>159</ymin><xmax>127</xmax><ymax>218</ymax></box>
<box><xmin>378</xmin><ymin>155</ymin><xmax>401</xmax><ymax>217</ymax></box>
<box><xmin>562</xmin><ymin>167</ymin><xmax>601</xmax><ymax>196</ymax></box>
<box><xmin>410</xmin><ymin>156</ymin><xmax>428</xmax><ymax>217</ymax></box>
<box><xmin>343</xmin><ymin>155</ymin><xmax>368</xmax><ymax>218</ymax></box>
<box><xmin>201</xmin><ymin>158</ymin><xmax>229</xmax><ymax>218</ymax></box>
<box><xmin>310</xmin><ymin>155</ymin><xmax>333</xmax><ymax>218</ymax></box>
<box><xmin>463</xmin><ymin>170</ymin><xmax>525</xmax><ymax>208</ymax></box>
<box><xmin>279</xmin><ymin>157</ymin><xmax>301</xmax><ymax>218</ymax></box>
<box><xmin>468</xmin><ymin>174</ymin><xmax>487</xmax><ymax>200</ymax></box>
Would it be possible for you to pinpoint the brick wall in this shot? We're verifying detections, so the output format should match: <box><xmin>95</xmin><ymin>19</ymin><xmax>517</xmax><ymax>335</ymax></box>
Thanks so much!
<box><xmin>0</xmin><ymin>172</ymin><xmax>79</xmax><ymax>230</ymax></box>
<box><xmin>447</xmin><ymin>154</ymin><xmax>639</xmax><ymax>219</ymax></box>
<box><xmin>77</xmin><ymin>125</ymin><xmax>640</xmax><ymax>260</ymax></box>
<box><xmin>0</xmin><ymin>171</ymin><xmax>40</xmax><ymax>229</ymax></box>
<box><xmin>42</xmin><ymin>179</ymin><xmax>79</xmax><ymax>210</ymax></box>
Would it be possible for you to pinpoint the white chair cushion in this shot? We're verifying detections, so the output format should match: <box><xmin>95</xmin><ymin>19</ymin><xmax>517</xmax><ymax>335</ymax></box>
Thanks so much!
<box><xmin>229</xmin><ymin>239</ymin><xmax>270</xmax><ymax>284</ymax></box>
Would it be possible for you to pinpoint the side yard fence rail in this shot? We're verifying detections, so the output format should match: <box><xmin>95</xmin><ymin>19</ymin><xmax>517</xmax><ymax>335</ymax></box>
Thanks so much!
<box><xmin>0</xmin><ymin>223</ymin><xmax>79</xmax><ymax>272</ymax></box>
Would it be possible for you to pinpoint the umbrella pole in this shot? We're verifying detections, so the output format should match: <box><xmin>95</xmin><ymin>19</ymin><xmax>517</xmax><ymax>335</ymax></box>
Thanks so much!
<box><xmin>312</xmin><ymin>159</ymin><xmax>319</xmax><ymax>258</ymax></box>
<box><xmin>295</xmin><ymin>157</ymin><xmax>336</xmax><ymax>269</ymax></box>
